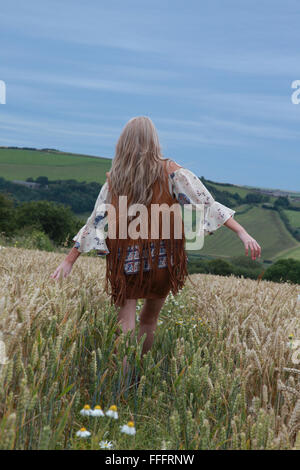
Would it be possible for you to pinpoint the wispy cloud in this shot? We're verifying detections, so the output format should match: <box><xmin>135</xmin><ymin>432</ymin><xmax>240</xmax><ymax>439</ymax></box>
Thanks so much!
<box><xmin>2</xmin><ymin>66</ymin><xmax>184</xmax><ymax>97</ymax></box>
<box><xmin>156</xmin><ymin>115</ymin><xmax>300</xmax><ymax>141</ymax></box>
<box><xmin>2</xmin><ymin>2</ymin><xmax>300</xmax><ymax>76</ymax></box>
<box><xmin>0</xmin><ymin>113</ymin><xmax>119</xmax><ymax>138</ymax></box>
<box><xmin>1</xmin><ymin>0</ymin><xmax>300</xmax><ymax>189</ymax></box>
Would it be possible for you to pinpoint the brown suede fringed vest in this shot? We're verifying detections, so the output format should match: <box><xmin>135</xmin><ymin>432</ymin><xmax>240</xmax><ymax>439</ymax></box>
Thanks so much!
<box><xmin>104</xmin><ymin>159</ymin><xmax>188</xmax><ymax>307</ymax></box>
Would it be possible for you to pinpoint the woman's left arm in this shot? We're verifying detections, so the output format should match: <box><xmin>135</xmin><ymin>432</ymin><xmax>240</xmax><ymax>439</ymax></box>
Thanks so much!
<box><xmin>224</xmin><ymin>216</ymin><xmax>261</xmax><ymax>260</ymax></box>
<box><xmin>170</xmin><ymin>166</ymin><xmax>261</xmax><ymax>260</ymax></box>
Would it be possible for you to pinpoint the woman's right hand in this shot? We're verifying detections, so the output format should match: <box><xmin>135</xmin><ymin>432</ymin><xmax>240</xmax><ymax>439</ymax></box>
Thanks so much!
<box><xmin>50</xmin><ymin>260</ymin><xmax>73</xmax><ymax>280</ymax></box>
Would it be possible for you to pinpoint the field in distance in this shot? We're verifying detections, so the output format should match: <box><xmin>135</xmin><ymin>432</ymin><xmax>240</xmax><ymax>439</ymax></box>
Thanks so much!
<box><xmin>0</xmin><ymin>147</ymin><xmax>112</xmax><ymax>184</ymax></box>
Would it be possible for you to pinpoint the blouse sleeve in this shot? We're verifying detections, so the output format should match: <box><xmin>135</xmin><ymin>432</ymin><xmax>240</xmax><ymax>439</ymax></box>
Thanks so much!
<box><xmin>72</xmin><ymin>181</ymin><xmax>110</xmax><ymax>255</ymax></box>
<box><xmin>169</xmin><ymin>167</ymin><xmax>236</xmax><ymax>236</ymax></box>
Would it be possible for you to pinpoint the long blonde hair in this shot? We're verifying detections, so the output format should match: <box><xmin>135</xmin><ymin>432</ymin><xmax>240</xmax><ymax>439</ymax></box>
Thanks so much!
<box><xmin>108</xmin><ymin>116</ymin><xmax>169</xmax><ymax>206</ymax></box>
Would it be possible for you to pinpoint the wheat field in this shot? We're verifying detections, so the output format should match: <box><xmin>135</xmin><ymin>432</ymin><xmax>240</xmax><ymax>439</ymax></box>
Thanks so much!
<box><xmin>0</xmin><ymin>246</ymin><xmax>300</xmax><ymax>450</ymax></box>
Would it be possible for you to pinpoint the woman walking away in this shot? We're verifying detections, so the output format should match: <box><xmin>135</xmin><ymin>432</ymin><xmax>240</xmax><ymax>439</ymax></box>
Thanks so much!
<box><xmin>51</xmin><ymin>116</ymin><xmax>261</xmax><ymax>373</ymax></box>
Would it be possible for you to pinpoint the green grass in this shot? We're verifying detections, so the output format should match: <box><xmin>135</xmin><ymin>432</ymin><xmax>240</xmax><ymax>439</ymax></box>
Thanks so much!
<box><xmin>188</xmin><ymin>206</ymin><xmax>299</xmax><ymax>261</ymax></box>
<box><xmin>0</xmin><ymin>148</ymin><xmax>112</xmax><ymax>184</ymax></box>
<box><xmin>284</xmin><ymin>209</ymin><xmax>300</xmax><ymax>230</ymax></box>
<box><xmin>274</xmin><ymin>244</ymin><xmax>300</xmax><ymax>261</ymax></box>
<box><xmin>205</xmin><ymin>181</ymin><xmax>250</xmax><ymax>198</ymax></box>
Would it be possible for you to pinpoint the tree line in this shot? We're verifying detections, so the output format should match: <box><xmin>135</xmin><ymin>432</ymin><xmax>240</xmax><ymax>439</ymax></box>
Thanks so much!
<box><xmin>188</xmin><ymin>255</ymin><xmax>300</xmax><ymax>284</ymax></box>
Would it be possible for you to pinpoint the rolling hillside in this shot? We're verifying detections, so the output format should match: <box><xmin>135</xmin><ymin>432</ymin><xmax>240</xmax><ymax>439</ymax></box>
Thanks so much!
<box><xmin>0</xmin><ymin>147</ymin><xmax>111</xmax><ymax>184</ymax></box>
<box><xmin>188</xmin><ymin>205</ymin><xmax>300</xmax><ymax>261</ymax></box>
<box><xmin>273</xmin><ymin>245</ymin><xmax>300</xmax><ymax>261</ymax></box>
<box><xmin>284</xmin><ymin>209</ymin><xmax>300</xmax><ymax>230</ymax></box>
<box><xmin>204</xmin><ymin>181</ymin><xmax>254</xmax><ymax>199</ymax></box>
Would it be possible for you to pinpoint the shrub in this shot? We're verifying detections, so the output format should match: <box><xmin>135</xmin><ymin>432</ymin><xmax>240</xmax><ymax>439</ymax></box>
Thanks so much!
<box><xmin>206</xmin><ymin>258</ymin><xmax>233</xmax><ymax>276</ymax></box>
<box><xmin>274</xmin><ymin>196</ymin><xmax>290</xmax><ymax>208</ymax></box>
<box><xmin>187</xmin><ymin>259</ymin><xmax>209</xmax><ymax>274</ymax></box>
<box><xmin>263</xmin><ymin>258</ymin><xmax>300</xmax><ymax>284</ymax></box>
<box><xmin>14</xmin><ymin>200</ymin><xmax>81</xmax><ymax>245</ymax></box>
<box><xmin>0</xmin><ymin>192</ymin><xmax>17</xmax><ymax>235</ymax></box>
<box><xmin>229</xmin><ymin>255</ymin><xmax>263</xmax><ymax>270</ymax></box>
<box><xmin>10</xmin><ymin>227</ymin><xmax>55</xmax><ymax>252</ymax></box>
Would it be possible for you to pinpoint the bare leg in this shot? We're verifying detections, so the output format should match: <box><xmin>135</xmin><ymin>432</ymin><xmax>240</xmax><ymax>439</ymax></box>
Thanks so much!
<box><xmin>138</xmin><ymin>297</ymin><xmax>167</xmax><ymax>356</ymax></box>
<box><xmin>117</xmin><ymin>298</ymin><xmax>137</xmax><ymax>333</ymax></box>
<box><xmin>116</xmin><ymin>299</ymin><xmax>137</xmax><ymax>377</ymax></box>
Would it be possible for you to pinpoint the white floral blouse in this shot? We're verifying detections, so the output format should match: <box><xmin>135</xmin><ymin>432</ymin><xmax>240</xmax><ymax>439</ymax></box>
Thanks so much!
<box><xmin>72</xmin><ymin>166</ymin><xmax>236</xmax><ymax>261</ymax></box>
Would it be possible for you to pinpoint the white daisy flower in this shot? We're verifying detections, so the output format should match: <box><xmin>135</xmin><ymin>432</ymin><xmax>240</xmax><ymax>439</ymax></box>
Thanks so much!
<box><xmin>106</xmin><ymin>405</ymin><xmax>118</xmax><ymax>419</ymax></box>
<box><xmin>99</xmin><ymin>440</ymin><xmax>113</xmax><ymax>449</ymax></box>
<box><xmin>76</xmin><ymin>427</ymin><xmax>91</xmax><ymax>438</ymax></box>
<box><xmin>91</xmin><ymin>405</ymin><xmax>105</xmax><ymax>417</ymax></box>
<box><xmin>120</xmin><ymin>421</ymin><xmax>136</xmax><ymax>435</ymax></box>
<box><xmin>80</xmin><ymin>404</ymin><xmax>92</xmax><ymax>416</ymax></box>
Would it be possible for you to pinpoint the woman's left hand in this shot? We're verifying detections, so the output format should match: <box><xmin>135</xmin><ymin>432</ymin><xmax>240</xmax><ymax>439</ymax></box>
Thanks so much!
<box><xmin>237</xmin><ymin>230</ymin><xmax>261</xmax><ymax>260</ymax></box>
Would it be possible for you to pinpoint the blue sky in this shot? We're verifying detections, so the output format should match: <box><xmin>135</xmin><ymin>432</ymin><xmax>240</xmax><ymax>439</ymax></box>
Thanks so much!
<box><xmin>1</xmin><ymin>0</ymin><xmax>300</xmax><ymax>190</ymax></box>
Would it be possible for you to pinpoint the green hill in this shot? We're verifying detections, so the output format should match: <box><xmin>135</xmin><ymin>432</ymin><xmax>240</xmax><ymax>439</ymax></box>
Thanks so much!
<box><xmin>284</xmin><ymin>209</ymin><xmax>300</xmax><ymax>230</ymax></box>
<box><xmin>0</xmin><ymin>147</ymin><xmax>112</xmax><ymax>184</ymax></box>
<box><xmin>188</xmin><ymin>205</ymin><xmax>300</xmax><ymax>262</ymax></box>
<box><xmin>204</xmin><ymin>181</ymin><xmax>252</xmax><ymax>199</ymax></box>
<box><xmin>274</xmin><ymin>245</ymin><xmax>300</xmax><ymax>261</ymax></box>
